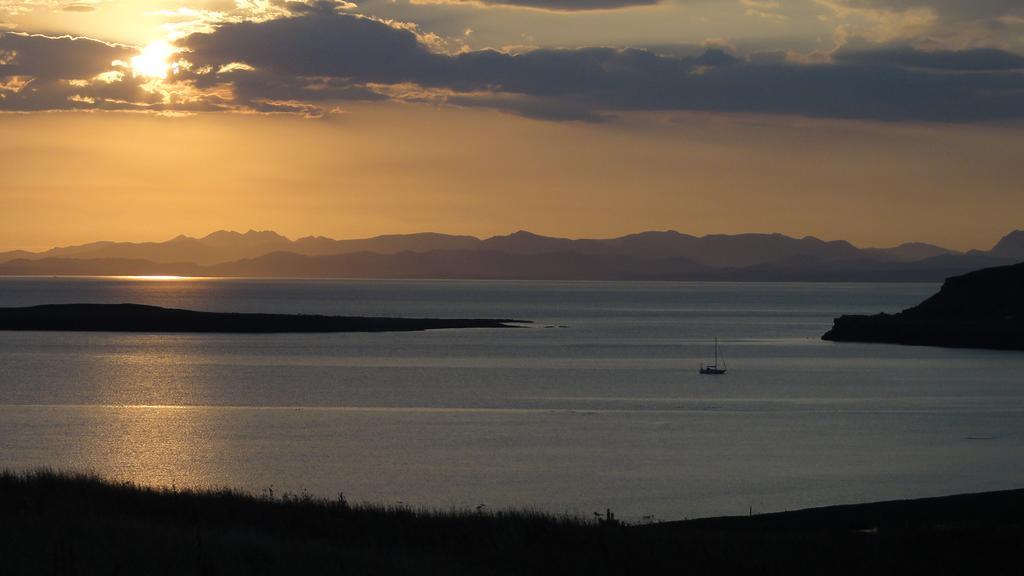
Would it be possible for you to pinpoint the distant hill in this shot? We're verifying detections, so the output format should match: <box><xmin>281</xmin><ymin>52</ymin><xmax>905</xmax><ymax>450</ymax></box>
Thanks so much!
<box><xmin>0</xmin><ymin>230</ymin><xmax>293</xmax><ymax>267</ymax></box>
<box><xmin>0</xmin><ymin>228</ymin><xmax>1020</xmax><ymax>282</ymax></box>
<box><xmin>292</xmin><ymin>232</ymin><xmax>481</xmax><ymax>257</ymax></box>
<box><xmin>990</xmin><ymin>230</ymin><xmax>1024</xmax><ymax>260</ymax></box>
<box><xmin>860</xmin><ymin>242</ymin><xmax>959</xmax><ymax>262</ymax></box>
<box><xmin>0</xmin><ymin>229</ymin><xmax>869</xmax><ymax>267</ymax></box>
<box><xmin>474</xmin><ymin>231</ymin><xmax>867</xmax><ymax>268</ymax></box>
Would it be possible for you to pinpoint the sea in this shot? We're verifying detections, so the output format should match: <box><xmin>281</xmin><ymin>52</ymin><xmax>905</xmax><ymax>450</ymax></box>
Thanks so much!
<box><xmin>1</xmin><ymin>276</ymin><xmax>1022</xmax><ymax>521</ymax></box>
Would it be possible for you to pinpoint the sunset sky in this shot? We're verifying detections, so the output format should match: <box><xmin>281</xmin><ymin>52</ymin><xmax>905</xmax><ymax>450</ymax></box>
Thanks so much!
<box><xmin>2</xmin><ymin>0</ymin><xmax>1022</xmax><ymax>251</ymax></box>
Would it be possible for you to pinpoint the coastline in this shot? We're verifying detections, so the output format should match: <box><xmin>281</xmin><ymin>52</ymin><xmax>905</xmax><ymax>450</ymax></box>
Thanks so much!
<box><xmin>823</xmin><ymin>261</ymin><xmax>1024</xmax><ymax>351</ymax></box>
<box><xmin>0</xmin><ymin>303</ymin><xmax>529</xmax><ymax>333</ymax></box>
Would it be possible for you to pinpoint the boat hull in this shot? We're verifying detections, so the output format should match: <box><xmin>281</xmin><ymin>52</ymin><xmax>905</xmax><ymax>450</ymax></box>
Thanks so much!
<box><xmin>699</xmin><ymin>367</ymin><xmax>727</xmax><ymax>375</ymax></box>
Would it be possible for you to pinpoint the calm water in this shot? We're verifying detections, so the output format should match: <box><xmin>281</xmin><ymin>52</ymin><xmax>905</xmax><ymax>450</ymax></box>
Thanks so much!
<box><xmin>1</xmin><ymin>277</ymin><xmax>1023</xmax><ymax>520</ymax></box>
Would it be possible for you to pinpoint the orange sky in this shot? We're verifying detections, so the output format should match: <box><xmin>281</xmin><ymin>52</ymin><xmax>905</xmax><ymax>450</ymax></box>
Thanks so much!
<box><xmin>2</xmin><ymin>106</ymin><xmax>1021</xmax><ymax>252</ymax></box>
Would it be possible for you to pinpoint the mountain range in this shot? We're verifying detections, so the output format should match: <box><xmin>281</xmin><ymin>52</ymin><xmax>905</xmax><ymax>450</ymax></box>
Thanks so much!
<box><xmin>1</xmin><ymin>229</ymin><xmax>1021</xmax><ymax>282</ymax></box>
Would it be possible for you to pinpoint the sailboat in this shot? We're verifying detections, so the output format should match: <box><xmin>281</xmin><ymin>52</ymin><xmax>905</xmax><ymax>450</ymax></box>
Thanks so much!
<box><xmin>699</xmin><ymin>337</ymin><xmax>727</xmax><ymax>375</ymax></box>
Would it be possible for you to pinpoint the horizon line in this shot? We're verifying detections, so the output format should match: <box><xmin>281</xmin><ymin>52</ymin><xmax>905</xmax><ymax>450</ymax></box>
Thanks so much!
<box><xmin>5</xmin><ymin>226</ymin><xmax>1018</xmax><ymax>255</ymax></box>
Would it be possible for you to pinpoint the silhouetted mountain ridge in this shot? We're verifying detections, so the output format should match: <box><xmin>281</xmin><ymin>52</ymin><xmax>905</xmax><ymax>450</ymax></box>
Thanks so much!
<box><xmin>861</xmin><ymin>242</ymin><xmax>958</xmax><ymax>262</ymax></box>
<box><xmin>0</xmin><ymin>228</ymin><xmax>1020</xmax><ymax>281</ymax></box>
<box><xmin>0</xmin><ymin>229</ymin><xmax>988</xmax><ymax>265</ymax></box>
<box><xmin>990</xmin><ymin>230</ymin><xmax>1024</xmax><ymax>259</ymax></box>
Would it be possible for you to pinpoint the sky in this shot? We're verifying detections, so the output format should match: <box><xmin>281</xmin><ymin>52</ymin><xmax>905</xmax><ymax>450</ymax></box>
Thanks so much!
<box><xmin>1</xmin><ymin>0</ymin><xmax>1023</xmax><ymax>251</ymax></box>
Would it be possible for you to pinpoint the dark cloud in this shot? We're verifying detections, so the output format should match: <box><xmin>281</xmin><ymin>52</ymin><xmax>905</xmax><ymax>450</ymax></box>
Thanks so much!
<box><xmin>0</xmin><ymin>32</ymin><xmax>131</xmax><ymax>79</ymax></box>
<box><xmin>180</xmin><ymin>13</ymin><xmax>734</xmax><ymax>96</ymax></box>
<box><xmin>205</xmin><ymin>67</ymin><xmax>387</xmax><ymax>106</ymax></box>
<box><xmin>432</xmin><ymin>0</ymin><xmax>658</xmax><ymax>11</ymax></box>
<box><xmin>446</xmin><ymin>92</ymin><xmax>614</xmax><ymax>122</ymax></box>
<box><xmin>634</xmin><ymin>60</ymin><xmax>1024</xmax><ymax>122</ymax></box>
<box><xmin>0</xmin><ymin>76</ymin><xmax>164</xmax><ymax>112</ymax></box>
<box><xmin>182</xmin><ymin>13</ymin><xmax>437</xmax><ymax>82</ymax></box>
<box><xmin>834</xmin><ymin>44</ymin><xmax>1024</xmax><ymax>70</ymax></box>
<box><xmin>177</xmin><ymin>10</ymin><xmax>1024</xmax><ymax>122</ymax></box>
<box><xmin>5</xmin><ymin>11</ymin><xmax>1024</xmax><ymax>123</ymax></box>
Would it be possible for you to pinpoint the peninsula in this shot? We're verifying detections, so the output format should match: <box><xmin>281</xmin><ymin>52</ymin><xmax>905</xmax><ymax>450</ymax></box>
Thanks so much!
<box><xmin>0</xmin><ymin>303</ymin><xmax>527</xmax><ymax>333</ymax></box>
<box><xmin>823</xmin><ymin>262</ymin><xmax>1024</xmax><ymax>350</ymax></box>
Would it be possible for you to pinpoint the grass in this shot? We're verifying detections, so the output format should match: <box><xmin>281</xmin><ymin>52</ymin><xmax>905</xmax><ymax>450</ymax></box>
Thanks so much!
<box><xmin>1</xmin><ymin>470</ymin><xmax>1023</xmax><ymax>575</ymax></box>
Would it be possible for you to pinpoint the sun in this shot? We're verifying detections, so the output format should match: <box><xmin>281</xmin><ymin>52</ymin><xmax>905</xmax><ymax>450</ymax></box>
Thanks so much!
<box><xmin>130</xmin><ymin>40</ymin><xmax>177</xmax><ymax>79</ymax></box>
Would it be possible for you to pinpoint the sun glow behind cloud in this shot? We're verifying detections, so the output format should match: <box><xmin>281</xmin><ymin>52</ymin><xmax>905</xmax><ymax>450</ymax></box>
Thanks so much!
<box><xmin>129</xmin><ymin>40</ymin><xmax>178</xmax><ymax>79</ymax></box>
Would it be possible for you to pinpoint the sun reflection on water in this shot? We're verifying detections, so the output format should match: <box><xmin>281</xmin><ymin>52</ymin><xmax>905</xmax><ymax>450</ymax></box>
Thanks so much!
<box><xmin>77</xmin><ymin>404</ymin><xmax>217</xmax><ymax>490</ymax></box>
<box><xmin>111</xmin><ymin>275</ymin><xmax>195</xmax><ymax>281</ymax></box>
<box><xmin>67</xmin><ymin>333</ymin><xmax>223</xmax><ymax>490</ymax></box>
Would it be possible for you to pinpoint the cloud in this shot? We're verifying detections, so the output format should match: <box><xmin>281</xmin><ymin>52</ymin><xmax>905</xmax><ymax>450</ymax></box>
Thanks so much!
<box><xmin>410</xmin><ymin>0</ymin><xmax>658</xmax><ymax>11</ymax></box>
<box><xmin>0</xmin><ymin>31</ymin><xmax>273</xmax><ymax>114</ymax></box>
<box><xmin>0</xmin><ymin>32</ymin><xmax>132</xmax><ymax>79</ymax></box>
<box><xmin>204</xmin><ymin>66</ymin><xmax>388</xmax><ymax>108</ymax></box>
<box><xmin>823</xmin><ymin>0</ymin><xmax>1023</xmax><ymax>22</ymax></box>
<box><xmin>59</xmin><ymin>2</ymin><xmax>98</xmax><ymax>12</ymax></box>
<box><xmin>150</xmin><ymin>1</ymin><xmax>357</xmax><ymax>40</ymax></box>
<box><xmin>834</xmin><ymin>43</ymin><xmax>1024</xmax><ymax>70</ymax></box>
<box><xmin>446</xmin><ymin>92</ymin><xmax>615</xmax><ymax>122</ymax></box>
<box><xmin>4</xmin><ymin>9</ymin><xmax>1024</xmax><ymax>123</ymax></box>
<box><xmin>817</xmin><ymin>0</ymin><xmax>1024</xmax><ymax>47</ymax></box>
<box><xmin>740</xmin><ymin>0</ymin><xmax>788</xmax><ymax>21</ymax></box>
<box><xmin>1</xmin><ymin>1</ymin><xmax>103</xmax><ymax>15</ymax></box>
<box><xmin>182</xmin><ymin>12</ymin><xmax>438</xmax><ymax>82</ymax></box>
<box><xmin>175</xmin><ymin>10</ymin><xmax>1024</xmax><ymax>122</ymax></box>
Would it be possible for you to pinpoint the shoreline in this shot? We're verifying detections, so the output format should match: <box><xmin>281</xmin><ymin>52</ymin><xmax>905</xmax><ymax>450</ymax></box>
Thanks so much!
<box><xmin>823</xmin><ymin>261</ymin><xmax>1024</xmax><ymax>351</ymax></box>
<box><xmin>0</xmin><ymin>303</ymin><xmax>529</xmax><ymax>333</ymax></box>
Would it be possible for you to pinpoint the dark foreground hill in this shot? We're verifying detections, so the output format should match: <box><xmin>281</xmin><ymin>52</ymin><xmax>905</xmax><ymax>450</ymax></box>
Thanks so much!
<box><xmin>1</xmin><ymin>471</ymin><xmax>1023</xmax><ymax>575</ymax></box>
<box><xmin>823</xmin><ymin>261</ymin><xmax>1024</xmax><ymax>350</ymax></box>
<box><xmin>0</xmin><ymin>303</ymin><xmax>526</xmax><ymax>333</ymax></box>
